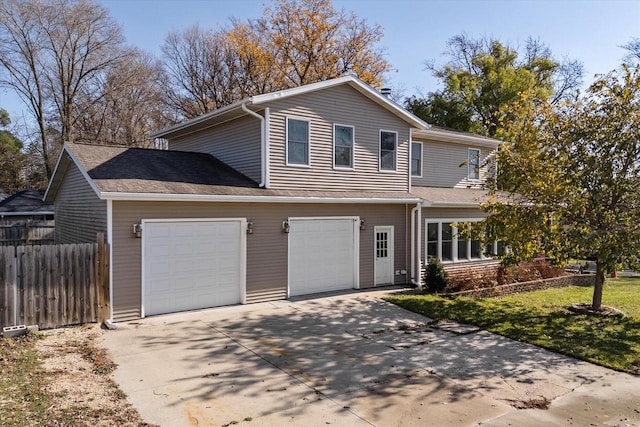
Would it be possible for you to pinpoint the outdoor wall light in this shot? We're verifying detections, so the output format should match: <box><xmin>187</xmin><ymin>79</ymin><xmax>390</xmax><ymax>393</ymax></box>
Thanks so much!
<box><xmin>132</xmin><ymin>223</ymin><xmax>142</xmax><ymax>238</ymax></box>
<box><xmin>247</xmin><ymin>221</ymin><xmax>254</xmax><ymax>234</ymax></box>
<box><xmin>360</xmin><ymin>219</ymin><xmax>366</xmax><ymax>230</ymax></box>
<box><xmin>282</xmin><ymin>220</ymin><xmax>290</xmax><ymax>233</ymax></box>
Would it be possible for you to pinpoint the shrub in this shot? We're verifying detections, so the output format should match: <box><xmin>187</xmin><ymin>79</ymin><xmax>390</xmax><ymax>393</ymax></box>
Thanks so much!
<box><xmin>424</xmin><ymin>257</ymin><xmax>449</xmax><ymax>294</ymax></box>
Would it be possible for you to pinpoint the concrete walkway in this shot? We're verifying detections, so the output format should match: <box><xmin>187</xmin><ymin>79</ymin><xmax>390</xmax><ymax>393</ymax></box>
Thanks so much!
<box><xmin>98</xmin><ymin>288</ymin><xmax>640</xmax><ymax>427</ymax></box>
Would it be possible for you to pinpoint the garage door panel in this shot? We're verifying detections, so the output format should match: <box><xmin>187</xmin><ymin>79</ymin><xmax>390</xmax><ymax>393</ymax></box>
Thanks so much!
<box><xmin>143</xmin><ymin>220</ymin><xmax>244</xmax><ymax>316</ymax></box>
<box><xmin>289</xmin><ymin>218</ymin><xmax>357</xmax><ymax>297</ymax></box>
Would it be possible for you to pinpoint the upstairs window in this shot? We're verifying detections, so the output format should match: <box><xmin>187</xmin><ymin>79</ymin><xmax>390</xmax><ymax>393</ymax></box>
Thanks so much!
<box><xmin>287</xmin><ymin>118</ymin><xmax>309</xmax><ymax>166</ymax></box>
<box><xmin>379</xmin><ymin>130</ymin><xmax>397</xmax><ymax>171</ymax></box>
<box><xmin>334</xmin><ymin>124</ymin><xmax>354</xmax><ymax>169</ymax></box>
<box><xmin>468</xmin><ymin>148</ymin><xmax>481</xmax><ymax>180</ymax></box>
<box><xmin>411</xmin><ymin>142</ymin><xmax>422</xmax><ymax>177</ymax></box>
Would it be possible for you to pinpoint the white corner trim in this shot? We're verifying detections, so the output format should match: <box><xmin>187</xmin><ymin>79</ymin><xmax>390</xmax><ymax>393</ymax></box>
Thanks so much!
<box><xmin>106</xmin><ymin>199</ymin><xmax>114</xmax><ymax>321</ymax></box>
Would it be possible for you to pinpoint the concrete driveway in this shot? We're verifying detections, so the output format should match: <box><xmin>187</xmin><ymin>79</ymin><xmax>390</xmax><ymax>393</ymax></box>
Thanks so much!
<box><xmin>98</xmin><ymin>288</ymin><xmax>640</xmax><ymax>427</ymax></box>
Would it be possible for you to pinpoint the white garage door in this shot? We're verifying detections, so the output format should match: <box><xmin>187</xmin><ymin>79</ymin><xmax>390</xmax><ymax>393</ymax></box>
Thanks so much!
<box><xmin>143</xmin><ymin>219</ymin><xmax>245</xmax><ymax>316</ymax></box>
<box><xmin>288</xmin><ymin>217</ymin><xmax>358</xmax><ymax>297</ymax></box>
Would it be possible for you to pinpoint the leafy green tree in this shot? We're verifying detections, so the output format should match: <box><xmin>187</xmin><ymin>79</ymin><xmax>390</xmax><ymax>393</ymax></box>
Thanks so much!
<box><xmin>475</xmin><ymin>66</ymin><xmax>640</xmax><ymax>310</ymax></box>
<box><xmin>407</xmin><ymin>34</ymin><xmax>583</xmax><ymax>137</ymax></box>
<box><xmin>0</xmin><ymin>108</ymin><xmax>25</xmax><ymax>194</ymax></box>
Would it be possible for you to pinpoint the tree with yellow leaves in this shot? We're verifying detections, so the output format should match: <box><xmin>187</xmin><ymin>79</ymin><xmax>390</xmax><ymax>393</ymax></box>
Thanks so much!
<box><xmin>162</xmin><ymin>0</ymin><xmax>390</xmax><ymax>120</ymax></box>
<box><xmin>475</xmin><ymin>65</ymin><xmax>640</xmax><ymax>311</ymax></box>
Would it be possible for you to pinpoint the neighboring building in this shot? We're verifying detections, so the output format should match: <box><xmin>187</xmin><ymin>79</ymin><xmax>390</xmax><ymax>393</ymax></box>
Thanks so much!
<box><xmin>0</xmin><ymin>188</ymin><xmax>8</xmax><ymax>202</ymax></box>
<box><xmin>0</xmin><ymin>190</ymin><xmax>55</xmax><ymax>245</ymax></box>
<box><xmin>45</xmin><ymin>75</ymin><xmax>500</xmax><ymax>322</ymax></box>
<box><xmin>0</xmin><ymin>190</ymin><xmax>54</xmax><ymax>221</ymax></box>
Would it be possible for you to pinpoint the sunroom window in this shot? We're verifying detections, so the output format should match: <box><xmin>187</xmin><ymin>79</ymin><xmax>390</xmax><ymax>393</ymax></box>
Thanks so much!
<box><xmin>425</xmin><ymin>219</ymin><xmax>497</xmax><ymax>263</ymax></box>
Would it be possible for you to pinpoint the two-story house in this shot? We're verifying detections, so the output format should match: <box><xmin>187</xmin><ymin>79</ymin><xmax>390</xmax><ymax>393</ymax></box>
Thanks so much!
<box><xmin>45</xmin><ymin>75</ymin><xmax>499</xmax><ymax>322</ymax></box>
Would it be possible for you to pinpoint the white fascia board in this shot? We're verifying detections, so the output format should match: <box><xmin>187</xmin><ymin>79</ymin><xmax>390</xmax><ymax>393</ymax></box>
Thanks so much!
<box><xmin>150</xmin><ymin>98</ymin><xmax>250</xmax><ymax>139</ymax></box>
<box><xmin>63</xmin><ymin>145</ymin><xmax>103</xmax><ymax>199</ymax></box>
<box><xmin>43</xmin><ymin>146</ymin><xmax>70</xmax><ymax>201</ymax></box>
<box><xmin>100</xmin><ymin>192</ymin><xmax>420</xmax><ymax>204</ymax></box>
<box><xmin>414</xmin><ymin>128</ymin><xmax>501</xmax><ymax>148</ymax></box>
<box><xmin>423</xmin><ymin>201</ymin><xmax>483</xmax><ymax>208</ymax></box>
<box><xmin>44</xmin><ymin>144</ymin><xmax>102</xmax><ymax>201</ymax></box>
<box><xmin>251</xmin><ymin>76</ymin><xmax>429</xmax><ymax>130</ymax></box>
<box><xmin>151</xmin><ymin>76</ymin><xmax>429</xmax><ymax>139</ymax></box>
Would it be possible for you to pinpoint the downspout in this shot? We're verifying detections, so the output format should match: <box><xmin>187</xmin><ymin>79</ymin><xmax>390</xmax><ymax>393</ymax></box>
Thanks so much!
<box><xmin>410</xmin><ymin>203</ymin><xmax>420</xmax><ymax>287</ymax></box>
<box><xmin>416</xmin><ymin>201</ymin><xmax>422</xmax><ymax>286</ymax></box>
<box><xmin>409</xmin><ymin>202</ymin><xmax>422</xmax><ymax>287</ymax></box>
<box><xmin>241</xmin><ymin>102</ymin><xmax>266</xmax><ymax>188</ymax></box>
<box><xmin>264</xmin><ymin>107</ymin><xmax>270</xmax><ymax>188</ymax></box>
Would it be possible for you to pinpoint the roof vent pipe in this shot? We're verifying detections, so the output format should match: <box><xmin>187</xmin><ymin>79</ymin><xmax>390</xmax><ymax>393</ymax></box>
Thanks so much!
<box><xmin>380</xmin><ymin>87</ymin><xmax>392</xmax><ymax>98</ymax></box>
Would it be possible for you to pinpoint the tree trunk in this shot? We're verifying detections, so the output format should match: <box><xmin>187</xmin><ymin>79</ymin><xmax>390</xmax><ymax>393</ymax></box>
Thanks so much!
<box><xmin>592</xmin><ymin>263</ymin><xmax>605</xmax><ymax>310</ymax></box>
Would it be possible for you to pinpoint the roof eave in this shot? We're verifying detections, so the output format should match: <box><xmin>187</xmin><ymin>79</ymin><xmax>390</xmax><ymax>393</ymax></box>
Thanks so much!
<box><xmin>413</xmin><ymin>128</ymin><xmax>500</xmax><ymax>148</ymax></box>
<box><xmin>150</xmin><ymin>98</ymin><xmax>251</xmax><ymax>139</ymax></box>
<box><xmin>100</xmin><ymin>191</ymin><xmax>421</xmax><ymax>204</ymax></box>
<box><xmin>0</xmin><ymin>211</ymin><xmax>54</xmax><ymax>216</ymax></box>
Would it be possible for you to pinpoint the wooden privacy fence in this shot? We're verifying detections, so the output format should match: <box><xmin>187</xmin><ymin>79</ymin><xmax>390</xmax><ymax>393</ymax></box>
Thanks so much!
<box><xmin>0</xmin><ymin>234</ymin><xmax>109</xmax><ymax>330</ymax></box>
<box><xmin>0</xmin><ymin>219</ymin><xmax>55</xmax><ymax>246</ymax></box>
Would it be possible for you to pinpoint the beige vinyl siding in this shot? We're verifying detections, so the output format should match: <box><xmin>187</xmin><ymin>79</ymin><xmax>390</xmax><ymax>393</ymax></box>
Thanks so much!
<box><xmin>54</xmin><ymin>160</ymin><xmax>107</xmax><ymax>243</ymax></box>
<box><xmin>267</xmin><ymin>85</ymin><xmax>410</xmax><ymax>192</ymax></box>
<box><xmin>111</xmin><ymin>201</ymin><xmax>409</xmax><ymax>321</ymax></box>
<box><xmin>412</xmin><ymin>139</ymin><xmax>492</xmax><ymax>188</ymax></box>
<box><xmin>169</xmin><ymin>115</ymin><xmax>262</xmax><ymax>183</ymax></box>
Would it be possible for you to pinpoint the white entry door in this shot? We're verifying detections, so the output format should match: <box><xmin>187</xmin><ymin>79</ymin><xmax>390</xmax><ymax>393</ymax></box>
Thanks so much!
<box><xmin>288</xmin><ymin>217</ymin><xmax>359</xmax><ymax>297</ymax></box>
<box><xmin>374</xmin><ymin>226</ymin><xmax>394</xmax><ymax>285</ymax></box>
<box><xmin>142</xmin><ymin>219</ymin><xmax>245</xmax><ymax>317</ymax></box>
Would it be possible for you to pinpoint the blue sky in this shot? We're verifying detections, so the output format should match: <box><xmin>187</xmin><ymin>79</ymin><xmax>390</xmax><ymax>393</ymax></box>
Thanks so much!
<box><xmin>1</xmin><ymin>0</ymin><xmax>639</xmax><ymax>124</ymax></box>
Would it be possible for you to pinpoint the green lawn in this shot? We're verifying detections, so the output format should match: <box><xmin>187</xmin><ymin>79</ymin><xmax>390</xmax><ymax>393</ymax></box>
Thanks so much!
<box><xmin>385</xmin><ymin>277</ymin><xmax>640</xmax><ymax>374</ymax></box>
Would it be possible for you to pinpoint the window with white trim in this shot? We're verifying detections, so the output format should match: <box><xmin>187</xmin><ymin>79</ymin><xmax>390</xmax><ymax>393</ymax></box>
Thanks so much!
<box><xmin>334</xmin><ymin>124</ymin><xmax>354</xmax><ymax>168</ymax></box>
<box><xmin>425</xmin><ymin>218</ymin><xmax>500</xmax><ymax>263</ymax></box>
<box><xmin>379</xmin><ymin>130</ymin><xmax>397</xmax><ymax>171</ymax></box>
<box><xmin>287</xmin><ymin>118</ymin><xmax>309</xmax><ymax>165</ymax></box>
<box><xmin>411</xmin><ymin>142</ymin><xmax>422</xmax><ymax>176</ymax></box>
<box><xmin>468</xmin><ymin>148</ymin><xmax>481</xmax><ymax>180</ymax></box>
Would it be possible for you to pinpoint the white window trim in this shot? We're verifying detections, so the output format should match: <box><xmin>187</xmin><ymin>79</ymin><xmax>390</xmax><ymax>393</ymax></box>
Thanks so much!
<box><xmin>286</xmin><ymin>116</ymin><xmax>311</xmax><ymax>167</ymax></box>
<box><xmin>411</xmin><ymin>141</ymin><xmax>423</xmax><ymax>177</ymax></box>
<box><xmin>425</xmin><ymin>218</ymin><xmax>491</xmax><ymax>263</ymax></box>
<box><xmin>333</xmin><ymin>123</ymin><xmax>355</xmax><ymax>170</ymax></box>
<box><xmin>468</xmin><ymin>148</ymin><xmax>481</xmax><ymax>181</ymax></box>
<box><xmin>379</xmin><ymin>129</ymin><xmax>398</xmax><ymax>173</ymax></box>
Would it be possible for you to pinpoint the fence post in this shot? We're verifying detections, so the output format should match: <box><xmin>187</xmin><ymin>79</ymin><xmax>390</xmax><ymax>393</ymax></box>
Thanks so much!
<box><xmin>97</xmin><ymin>233</ymin><xmax>110</xmax><ymax>322</ymax></box>
<box><xmin>24</xmin><ymin>220</ymin><xmax>30</xmax><ymax>245</ymax></box>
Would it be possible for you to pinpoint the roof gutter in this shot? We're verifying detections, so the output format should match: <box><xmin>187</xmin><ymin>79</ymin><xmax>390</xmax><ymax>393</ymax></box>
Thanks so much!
<box><xmin>241</xmin><ymin>102</ymin><xmax>267</xmax><ymax>188</ymax></box>
<box><xmin>99</xmin><ymin>192</ymin><xmax>421</xmax><ymax>204</ymax></box>
<box><xmin>0</xmin><ymin>211</ymin><xmax>54</xmax><ymax>217</ymax></box>
<box><xmin>414</xmin><ymin>128</ymin><xmax>500</xmax><ymax>148</ymax></box>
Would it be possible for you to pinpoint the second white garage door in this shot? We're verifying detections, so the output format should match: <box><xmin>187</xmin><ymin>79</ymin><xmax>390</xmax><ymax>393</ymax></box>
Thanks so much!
<box><xmin>142</xmin><ymin>219</ymin><xmax>245</xmax><ymax>317</ymax></box>
<box><xmin>288</xmin><ymin>217</ymin><xmax>359</xmax><ymax>297</ymax></box>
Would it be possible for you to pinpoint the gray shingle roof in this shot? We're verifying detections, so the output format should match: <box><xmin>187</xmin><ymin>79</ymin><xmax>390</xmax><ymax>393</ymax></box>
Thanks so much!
<box><xmin>65</xmin><ymin>143</ymin><xmax>418</xmax><ymax>201</ymax></box>
<box><xmin>0</xmin><ymin>190</ymin><xmax>54</xmax><ymax>213</ymax></box>
<box><xmin>410</xmin><ymin>186</ymin><xmax>490</xmax><ymax>206</ymax></box>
